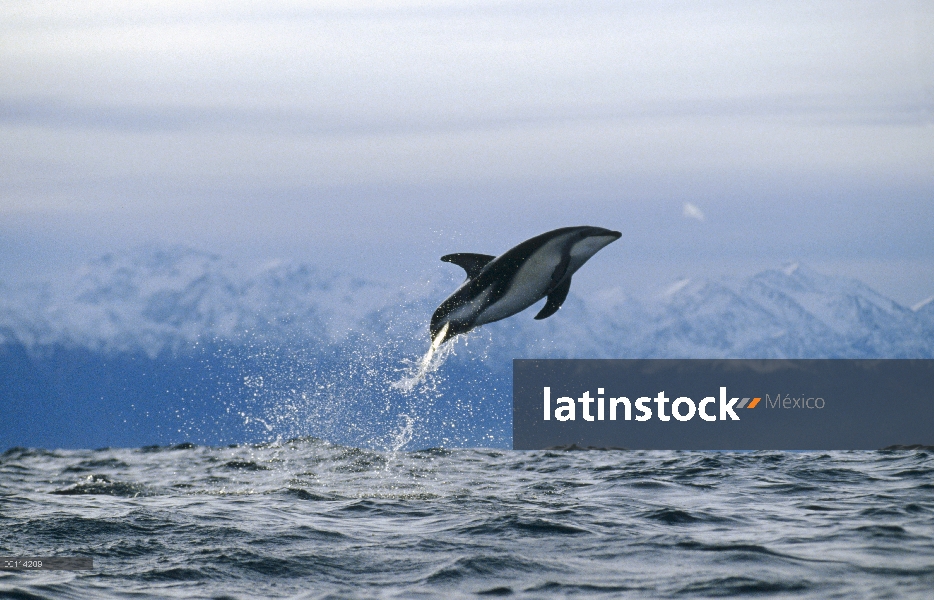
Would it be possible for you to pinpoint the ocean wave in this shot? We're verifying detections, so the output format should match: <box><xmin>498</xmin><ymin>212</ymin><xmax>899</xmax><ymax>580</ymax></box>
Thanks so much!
<box><xmin>1</xmin><ymin>444</ymin><xmax>933</xmax><ymax>599</ymax></box>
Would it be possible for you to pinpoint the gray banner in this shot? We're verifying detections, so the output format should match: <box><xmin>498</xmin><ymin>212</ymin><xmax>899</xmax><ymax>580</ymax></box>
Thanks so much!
<box><xmin>513</xmin><ymin>360</ymin><xmax>934</xmax><ymax>450</ymax></box>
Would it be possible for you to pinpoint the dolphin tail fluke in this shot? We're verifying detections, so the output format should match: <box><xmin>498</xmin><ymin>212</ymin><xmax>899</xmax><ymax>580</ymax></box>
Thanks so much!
<box><xmin>534</xmin><ymin>276</ymin><xmax>572</xmax><ymax>320</ymax></box>
<box><xmin>441</xmin><ymin>253</ymin><xmax>496</xmax><ymax>279</ymax></box>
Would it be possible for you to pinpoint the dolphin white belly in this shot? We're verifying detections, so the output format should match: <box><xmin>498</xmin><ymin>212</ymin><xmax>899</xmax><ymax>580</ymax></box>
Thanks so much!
<box><xmin>472</xmin><ymin>235</ymin><xmax>569</xmax><ymax>326</ymax></box>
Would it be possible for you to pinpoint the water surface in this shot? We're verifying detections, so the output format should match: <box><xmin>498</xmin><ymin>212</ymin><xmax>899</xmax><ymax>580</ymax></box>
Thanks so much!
<box><xmin>1</xmin><ymin>441</ymin><xmax>932</xmax><ymax>598</ymax></box>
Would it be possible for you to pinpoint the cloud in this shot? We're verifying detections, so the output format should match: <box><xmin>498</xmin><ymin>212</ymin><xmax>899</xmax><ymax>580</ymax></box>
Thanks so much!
<box><xmin>682</xmin><ymin>202</ymin><xmax>705</xmax><ymax>222</ymax></box>
<box><xmin>1</xmin><ymin>93</ymin><xmax>928</xmax><ymax>135</ymax></box>
<box><xmin>1</xmin><ymin>0</ymin><xmax>931</xmax><ymax>305</ymax></box>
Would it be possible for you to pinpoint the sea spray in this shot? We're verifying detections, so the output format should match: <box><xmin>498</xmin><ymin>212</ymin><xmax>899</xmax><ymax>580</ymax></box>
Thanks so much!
<box><xmin>380</xmin><ymin>413</ymin><xmax>416</xmax><ymax>473</ymax></box>
<box><xmin>390</xmin><ymin>322</ymin><xmax>454</xmax><ymax>393</ymax></box>
<box><xmin>211</xmin><ymin>316</ymin><xmax>499</xmax><ymax>451</ymax></box>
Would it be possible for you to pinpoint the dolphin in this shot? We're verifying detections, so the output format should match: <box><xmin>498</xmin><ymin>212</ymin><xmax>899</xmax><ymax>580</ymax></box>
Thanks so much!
<box><xmin>429</xmin><ymin>226</ymin><xmax>622</xmax><ymax>345</ymax></box>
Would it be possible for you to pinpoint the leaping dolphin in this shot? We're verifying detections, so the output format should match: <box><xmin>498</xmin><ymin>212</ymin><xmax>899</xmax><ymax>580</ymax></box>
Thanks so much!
<box><xmin>430</xmin><ymin>226</ymin><xmax>621</xmax><ymax>346</ymax></box>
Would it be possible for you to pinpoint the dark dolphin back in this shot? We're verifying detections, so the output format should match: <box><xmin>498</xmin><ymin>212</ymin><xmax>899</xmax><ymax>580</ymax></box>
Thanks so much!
<box><xmin>473</xmin><ymin>226</ymin><xmax>584</xmax><ymax>301</ymax></box>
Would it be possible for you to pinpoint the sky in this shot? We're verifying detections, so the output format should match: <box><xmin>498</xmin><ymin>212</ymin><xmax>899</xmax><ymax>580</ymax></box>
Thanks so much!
<box><xmin>1</xmin><ymin>0</ymin><xmax>933</xmax><ymax>304</ymax></box>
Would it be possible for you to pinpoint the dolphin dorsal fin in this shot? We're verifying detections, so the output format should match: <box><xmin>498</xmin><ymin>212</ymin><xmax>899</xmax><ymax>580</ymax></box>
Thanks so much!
<box><xmin>441</xmin><ymin>253</ymin><xmax>495</xmax><ymax>280</ymax></box>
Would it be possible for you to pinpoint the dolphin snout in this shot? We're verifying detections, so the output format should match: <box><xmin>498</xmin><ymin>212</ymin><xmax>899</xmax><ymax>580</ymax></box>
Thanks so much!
<box><xmin>586</xmin><ymin>226</ymin><xmax>621</xmax><ymax>239</ymax></box>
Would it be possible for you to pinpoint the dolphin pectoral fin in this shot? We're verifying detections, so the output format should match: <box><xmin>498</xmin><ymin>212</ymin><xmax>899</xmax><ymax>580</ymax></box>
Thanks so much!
<box><xmin>441</xmin><ymin>253</ymin><xmax>496</xmax><ymax>279</ymax></box>
<box><xmin>534</xmin><ymin>276</ymin><xmax>572</xmax><ymax>320</ymax></box>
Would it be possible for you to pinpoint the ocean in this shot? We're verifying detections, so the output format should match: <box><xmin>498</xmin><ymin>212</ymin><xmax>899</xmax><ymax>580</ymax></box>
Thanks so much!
<box><xmin>2</xmin><ymin>440</ymin><xmax>933</xmax><ymax>599</ymax></box>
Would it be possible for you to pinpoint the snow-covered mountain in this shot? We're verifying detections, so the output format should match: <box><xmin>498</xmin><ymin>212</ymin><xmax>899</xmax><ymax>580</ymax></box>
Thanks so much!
<box><xmin>1</xmin><ymin>248</ymin><xmax>932</xmax><ymax>359</ymax></box>
<box><xmin>0</xmin><ymin>247</ymin><xmax>406</xmax><ymax>356</ymax></box>
<box><xmin>2</xmin><ymin>247</ymin><xmax>933</xmax><ymax>449</ymax></box>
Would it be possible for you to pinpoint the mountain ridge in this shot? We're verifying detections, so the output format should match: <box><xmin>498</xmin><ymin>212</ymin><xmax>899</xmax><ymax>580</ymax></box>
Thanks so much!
<box><xmin>1</xmin><ymin>247</ymin><xmax>932</xmax><ymax>359</ymax></box>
